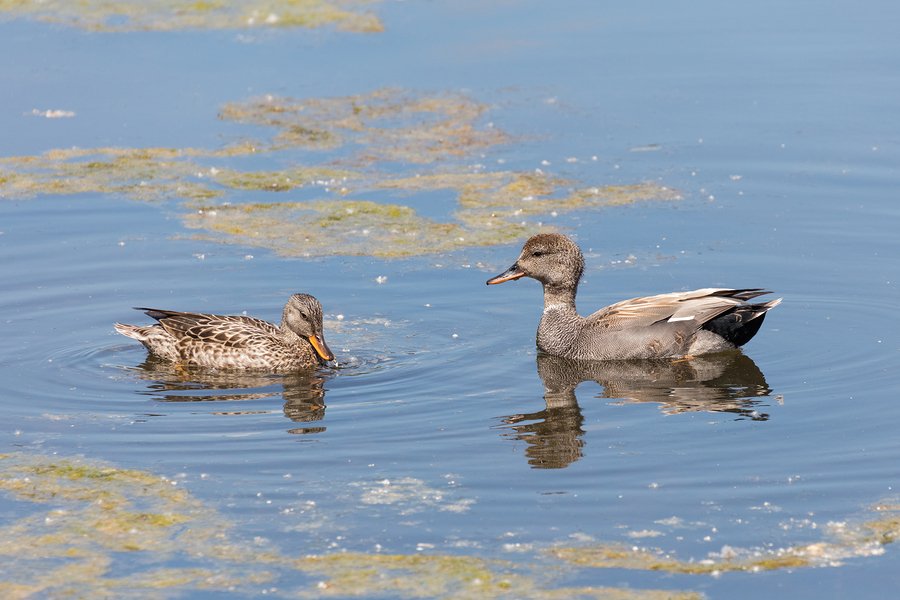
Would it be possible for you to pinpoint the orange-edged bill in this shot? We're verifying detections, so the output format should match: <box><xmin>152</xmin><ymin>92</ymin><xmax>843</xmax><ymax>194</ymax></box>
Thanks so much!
<box><xmin>486</xmin><ymin>264</ymin><xmax>525</xmax><ymax>285</ymax></box>
<box><xmin>308</xmin><ymin>334</ymin><xmax>334</xmax><ymax>362</ymax></box>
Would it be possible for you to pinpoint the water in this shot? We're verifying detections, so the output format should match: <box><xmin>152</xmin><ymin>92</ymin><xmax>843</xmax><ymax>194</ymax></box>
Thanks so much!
<box><xmin>2</xmin><ymin>1</ymin><xmax>900</xmax><ymax>597</ymax></box>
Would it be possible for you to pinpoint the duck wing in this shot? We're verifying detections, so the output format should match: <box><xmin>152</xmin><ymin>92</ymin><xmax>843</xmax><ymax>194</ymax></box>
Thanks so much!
<box><xmin>584</xmin><ymin>288</ymin><xmax>771</xmax><ymax>332</ymax></box>
<box><xmin>136</xmin><ymin>308</ymin><xmax>281</xmax><ymax>348</ymax></box>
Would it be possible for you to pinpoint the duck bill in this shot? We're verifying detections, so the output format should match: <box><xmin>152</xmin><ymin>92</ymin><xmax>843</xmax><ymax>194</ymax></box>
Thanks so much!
<box><xmin>486</xmin><ymin>263</ymin><xmax>525</xmax><ymax>285</ymax></box>
<box><xmin>308</xmin><ymin>334</ymin><xmax>334</xmax><ymax>362</ymax></box>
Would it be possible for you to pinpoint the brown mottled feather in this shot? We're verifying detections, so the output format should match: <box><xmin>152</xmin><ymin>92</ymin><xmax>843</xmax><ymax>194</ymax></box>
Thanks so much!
<box><xmin>115</xmin><ymin>294</ymin><xmax>332</xmax><ymax>371</ymax></box>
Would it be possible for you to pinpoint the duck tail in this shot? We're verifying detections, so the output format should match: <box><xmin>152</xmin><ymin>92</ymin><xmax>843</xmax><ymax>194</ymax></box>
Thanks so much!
<box><xmin>703</xmin><ymin>296</ymin><xmax>782</xmax><ymax>347</ymax></box>
<box><xmin>133</xmin><ymin>307</ymin><xmax>179</xmax><ymax>322</ymax></box>
<box><xmin>742</xmin><ymin>297</ymin><xmax>782</xmax><ymax>322</ymax></box>
<box><xmin>114</xmin><ymin>322</ymin><xmax>148</xmax><ymax>341</ymax></box>
<box><xmin>712</xmin><ymin>288</ymin><xmax>772</xmax><ymax>301</ymax></box>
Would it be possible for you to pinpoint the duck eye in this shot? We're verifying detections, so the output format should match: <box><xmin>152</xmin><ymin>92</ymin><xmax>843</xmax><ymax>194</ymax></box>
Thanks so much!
<box><xmin>531</xmin><ymin>250</ymin><xmax>545</xmax><ymax>257</ymax></box>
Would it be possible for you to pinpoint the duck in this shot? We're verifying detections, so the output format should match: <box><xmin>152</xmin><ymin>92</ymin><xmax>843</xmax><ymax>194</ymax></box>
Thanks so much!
<box><xmin>486</xmin><ymin>233</ymin><xmax>780</xmax><ymax>360</ymax></box>
<box><xmin>114</xmin><ymin>293</ymin><xmax>334</xmax><ymax>370</ymax></box>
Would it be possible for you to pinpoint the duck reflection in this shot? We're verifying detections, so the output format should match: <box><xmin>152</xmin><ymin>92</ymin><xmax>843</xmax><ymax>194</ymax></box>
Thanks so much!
<box><xmin>501</xmin><ymin>352</ymin><xmax>776</xmax><ymax>469</ymax></box>
<box><xmin>127</xmin><ymin>356</ymin><xmax>328</xmax><ymax>434</ymax></box>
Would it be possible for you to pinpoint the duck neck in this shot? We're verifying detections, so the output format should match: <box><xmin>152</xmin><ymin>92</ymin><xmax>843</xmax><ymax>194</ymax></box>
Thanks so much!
<box><xmin>537</xmin><ymin>283</ymin><xmax>583</xmax><ymax>358</ymax></box>
<box><xmin>542</xmin><ymin>282</ymin><xmax>578</xmax><ymax>313</ymax></box>
<box><xmin>279</xmin><ymin>319</ymin><xmax>304</xmax><ymax>346</ymax></box>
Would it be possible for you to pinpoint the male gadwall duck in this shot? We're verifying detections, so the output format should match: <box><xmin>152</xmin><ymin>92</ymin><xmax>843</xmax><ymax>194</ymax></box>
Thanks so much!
<box><xmin>114</xmin><ymin>293</ymin><xmax>333</xmax><ymax>370</ymax></box>
<box><xmin>487</xmin><ymin>233</ymin><xmax>780</xmax><ymax>360</ymax></box>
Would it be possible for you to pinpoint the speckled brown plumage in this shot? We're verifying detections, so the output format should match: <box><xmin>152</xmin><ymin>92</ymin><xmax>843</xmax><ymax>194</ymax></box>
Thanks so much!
<box><xmin>487</xmin><ymin>233</ymin><xmax>780</xmax><ymax>360</ymax></box>
<box><xmin>115</xmin><ymin>293</ymin><xmax>333</xmax><ymax>370</ymax></box>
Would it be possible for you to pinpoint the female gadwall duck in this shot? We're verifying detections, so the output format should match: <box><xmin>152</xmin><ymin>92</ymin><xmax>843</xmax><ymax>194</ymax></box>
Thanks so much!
<box><xmin>114</xmin><ymin>293</ymin><xmax>333</xmax><ymax>370</ymax></box>
<box><xmin>487</xmin><ymin>234</ymin><xmax>780</xmax><ymax>360</ymax></box>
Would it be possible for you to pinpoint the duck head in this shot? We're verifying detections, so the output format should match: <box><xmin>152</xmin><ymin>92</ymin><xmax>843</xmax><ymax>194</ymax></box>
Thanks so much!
<box><xmin>283</xmin><ymin>293</ymin><xmax>334</xmax><ymax>362</ymax></box>
<box><xmin>486</xmin><ymin>233</ymin><xmax>585</xmax><ymax>291</ymax></box>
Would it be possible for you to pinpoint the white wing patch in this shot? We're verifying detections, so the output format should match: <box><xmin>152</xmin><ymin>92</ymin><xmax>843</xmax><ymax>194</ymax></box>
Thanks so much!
<box><xmin>667</xmin><ymin>315</ymin><xmax>695</xmax><ymax>323</ymax></box>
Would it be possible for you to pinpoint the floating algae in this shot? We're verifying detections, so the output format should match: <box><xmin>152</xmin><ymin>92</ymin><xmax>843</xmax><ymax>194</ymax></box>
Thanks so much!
<box><xmin>550</xmin><ymin>501</ymin><xmax>900</xmax><ymax>575</ymax></box>
<box><xmin>550</xmin><ymin>544</ymin><xmax>813</xmax><ymax>575</ymax></box>
<box><xmin>1</xmin><ymin>89</ymin><xmax>505</xmax><ymax>199</ymax></box>
<box><xmin>0</xmin><ymin>147</ymin><xmax>354</xmax><ymax>201</ymax></box>
<box><xmin>292</xmin><ymin>552</ymin><xmax>703</xmax><ymax>599</ymax></box>
<box><xmin>0</xmin><ymin>453</ymin><xmax>277</xmax><ymax>597</ymax></box>
<box><xmin>3</xmin><ymin>452</ymin><xmax>900</xmax><ymax>596</ymax></box>
<box><xmin>0</xmin><ymin>88</ymin><xmax>681</xmax><ymax>257</ymax></box>
<box><xmin>0</xmin><ymin>452</ymin><xmax>702</xmax><ymax>599</ymax></box>
<box><xmin>218</xmin><ymin>89</ymin><xmax>508</xmax><ymax>164</ymax></box>
<box><xmin>183</xmin><ymin>197</ymin><xmax>534</xmax><ymax>257</ymax></box>
<box><xmin>183</xmin><ymin>176</ymin><xmax>678</xmax><ymax>257</ymax></box>
<box><xmin>209</xmin><ymin>166</ymin><xmax>355</xmax><ymax>192</ymax></box>
<box><xmin>0</xmin><ymin>0</ymin><xmax>384</xmax><ymax>33</ymax></box>
<box><xmin>0</xmin><ymin>147</ymin><xmax>218</xmax><ymax>202</ymax></box>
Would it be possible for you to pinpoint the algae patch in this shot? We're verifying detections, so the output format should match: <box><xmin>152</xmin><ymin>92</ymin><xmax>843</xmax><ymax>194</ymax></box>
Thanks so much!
<box><xmin>4</xmin><ymin>452</ymin><xmax>899</xmax><ymax>597</ymax></box>
<box><xmin>0</xmin><ymin>453</ymin><xmax>273</xmax><ymax>597</ymax></box>
<box><xmin>294</xmin><ymin>552</ymin><xmax>702</xmax><ymax>599</ymax></box>
<box><xmin>550</xmin><ymin>501</ymin><xmax>900</xmax><ymax>575</ymax></box>
<box><xmin>0</xmin><ymin>88</ymin><xmax>681</xmax><ymax>257</ymax></box>
<box><xmin>210</xmin><ymin>166</ymin><xmax>355</xmax><ymax>192</ymax></box>
<box><xmin>0</xmin><ymin>0</ymin><xmax>384</xmax><ymax>33</ymax></box>
<box><xmin>219</xmin><ymin>89</ymin><xmax>509</xmax><ymax>164</ymax></box>
<box><xmin>0</xmin><ymin>453</ymin><xmax>700</xmax><ymax>599</ymax></box>
<box><xmin>184</xmin><ymin>197</ymin><xmax>530</xmax><ymax>257</ymax></box>
<box><xmin>0</xmin><ymin>147</ymin><xmax>351</xmax><ymax>201</ymax></box>
<box><xmin>550</xmin><ymin>544</ymin><xmax>812</xmax><ymax>575</ymax></box>
<box><xmin>183</xmin><ymin>177</ymin><xmax>679</xmax><ymax>257</ymax></box>
<box><xmin>0</xmin><ymin>147</ymin><xmax>217</xmax><ymax>202</ymax></box>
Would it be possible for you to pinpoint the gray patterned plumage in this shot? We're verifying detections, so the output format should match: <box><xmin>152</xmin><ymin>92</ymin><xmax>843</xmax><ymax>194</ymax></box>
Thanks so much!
<box><xmin>114</xmin><ymin>293</ymin><xmax>333</xmax><ymax>370</ymax></box>
<box><xmin>487</xmin><ymin>233</ymin><xmax>780</xmax><ymax>360</ymax></box>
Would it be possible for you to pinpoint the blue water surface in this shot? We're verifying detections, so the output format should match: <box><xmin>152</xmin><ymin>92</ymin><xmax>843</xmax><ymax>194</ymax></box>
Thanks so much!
<box><xmin>1</xmin><ymin>0</ymin><xmax>900</xmax><ymax>597</ymax></box>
